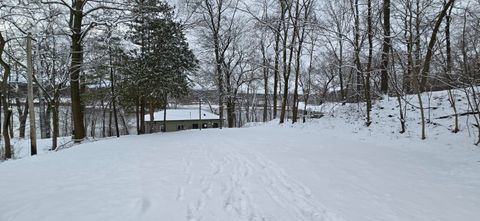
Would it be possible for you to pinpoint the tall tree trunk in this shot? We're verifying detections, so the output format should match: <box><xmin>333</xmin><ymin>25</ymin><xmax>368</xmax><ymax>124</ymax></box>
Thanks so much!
<box><xmin>285</xmin><ymin>29</ymin><xmax>298</xmax><ymax>122</ymax></box>
<box><xmin>263</xmin><ymin>69</ymin><xmax>269</xmax><ymax>122</ymax></box>
<box><xmin>9</xmin><ymin>109</ymin><xmax>14</xmax><ymax>139</ymax></box>
<box><xmin>90</xmin><ymin>112</ymin><xmax>96</xmax><ymax>138</ymax></box>
<box><xmin>282</xmin><ymin>0</ymin><xmax>300</xmax><ymax>123</ymax></box>
<box><xmin>51</xmin><ymin>94</ymin><xmax>60</xmax><ymax>150</ymax></box>
<box><xmin>419</xmin><ymin>0</ymin><xmax>456</xmax><ymax>91</ymax></box>
<box><xmin>246</xmin><ymin>85</ymin><xmax>251</xmax><ymax>124</ymax></box>
<box><xmin>292</xmin><ymin>0</ymin><xmax>308</xmax><ymax>123</ymax></box>
<box><xmin>365</xmin><ymin>0</ymin><xmax>373</xmax><ymax>126</ymax></box>
<box><xmin>404</xmin><ymin>1</ymin><xmax>413</xmax><ymax>93</ymax></box>
<box><xmin>3</xmin><ymin>109</ymin><xmax>12</xmax><ymax>157</ymax></box>
<box><xmin>1</xmin><ymin>33</ymin><xmax>12</xmax><ymax>159</ymax></box>
<box><xmin>445</xmin><ymin>3</ymin><xmax>453</xmax><ymax>84</ymax></box>
<box><xmin>409</xmin><ymin>0</ymin><xmax>455</xmax><ymax>139</ymax></box>
<box><xmin>380</xmin><ymin>0</ymin><xmax>391</xmax><ymax>94</ymax></box>
<box><xmin>39</xmin><ymin>94</ymin><xmax>47</xmax><ymax>139</ymax></box>
<box><xmin>70</xmin><ymin>1</ymin><xmax>86</xmax><ymax>142</ymax></box>
<box><xmin>352</xmin><ymin>0</ymin><xmax>363</xmax><ymax>103</ymax></box>
<box><xmin>108</xmin><ymin>102</ymin><xmax>113</xmax><ymax>136</ymax></box>
<box><xmin>109</xmin><ymin>45</ymin><xmax>120</xmax><ymax>137</ymax></box>
<box><xmin>279</xmin><ymin>0</ymin><xmax>289</xmax><ymax>123</ymax></box>
<box><xmin>445</xmin><ymin>3</ymin><xmax>458</xmax><ymax>133</ymax></box>
<box><xmin>303</xmin><ymin>40</ymin><xmax>314</xmax><ymax>123</ymax></box>
<box><xmin>261</xmin><ymin>39</ymin><xmax>269</xmax><ymax>122</ymax></box>
<box><xmin>163</xmin><ymin>95</ymin><xmax>167</xmax><ymax>132</ymax></box>
<box><xmin>0</xmin><ymin>91</ymin><xmax>10</xmax><ymax>159</ymax></box>
<box><xmin>414</xmin><ymin>0</ymin><xmax>421</xmax><ymax>91</ymax></box>
<box><xmin>16</xmin><ymin>98</ymin><xmax>28</xmax><ymax>138</ymax></box>
<box><xmin>0</xmin><ymin>92</ymin><xmax>2</xmax><ymax>137</ymax></box>
<box><xmin>203</xmin><ymin>0</ymin><xmax>225</xmax><ymax>129</ymax></box>
<box><xmin>140</xmin><ymin>96</ymin><xmax>146</xmax><ymax>134</ymax></box>
<box><xmin>272</xmin><ymin>19</ymin><xmax>281</xmax><ymax>119</ymax></box>
<box><xmin>227</xmin><ymin>98</ymin><xmax>235</xmax><ymax>128</ymax></box>
<box><xmin>293</xmin><ymin>0</ymin><xmax>313</xmax><ymax>123</ymax></box>
<box><xmin>102</xmin><ymin>100</ymin><xmax>107</xmax><ymax>137</ymax></box>
<box><xmin>64</xmin><ymin>107</ymin><xmax>70</xmax><ymax>137</ymax></box>
<box><xmin>396</xmin><ymin>91</ymin><xmax>406</xmax><ymax>133</ymax></box>
<box><xmin>45</xmin><ymin>102</ymin><xmax>51</xmax><ymax>138</ymax></box>
<box><xmin>292</xmin><ymin>38</ymin><xmax>304</xmax><ymax>123</ymax></box>
<box><xmin>338</xmin><ymin>33</ymin><xmax>345</xmax><ymax>102</ymax></box>
<box><xmin>136</xmin><ymin>96</ymin><xmax>140</xmax><ymax>134</ymax></box>
<box><xmin>214</xmin><ymin>36</ymin><xmax>224</xmax><ymax>129</ymax></box>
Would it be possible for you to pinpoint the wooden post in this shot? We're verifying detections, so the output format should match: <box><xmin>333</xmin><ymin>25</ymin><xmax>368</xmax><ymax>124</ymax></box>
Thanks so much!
<box><xmin>27</xmin><ymin>32</ymin><xmax>37</xmax><ymax>155</ymax></box>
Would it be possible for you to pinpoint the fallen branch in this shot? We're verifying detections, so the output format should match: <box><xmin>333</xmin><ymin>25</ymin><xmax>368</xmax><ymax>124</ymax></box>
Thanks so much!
<box><xmin>435</xmin><ymin>111</ymin><xmax>480</xmax><ymax>119</ymax></box>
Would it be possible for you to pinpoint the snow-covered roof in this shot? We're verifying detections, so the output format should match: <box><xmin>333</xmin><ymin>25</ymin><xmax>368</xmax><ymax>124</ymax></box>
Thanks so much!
<box><xmin>144</xmin><ymin>109</ymin><xmax>219</xmax><ymax>122</ymax></box>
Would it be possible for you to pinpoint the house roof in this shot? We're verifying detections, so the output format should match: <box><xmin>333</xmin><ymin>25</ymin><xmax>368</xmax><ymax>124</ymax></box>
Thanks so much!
<box><xmin>144</xmin><ymin>109</ymin><xmax>219</xmax><ymax>122</ymax></box>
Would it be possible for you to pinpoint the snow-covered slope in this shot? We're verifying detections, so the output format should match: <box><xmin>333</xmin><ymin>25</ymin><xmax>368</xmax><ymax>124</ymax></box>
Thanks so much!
<box><xmin>1</xmin><ymin>121</ymin><xmax>479</xmax><ymax>221</ymax></box>
<box><xmin>1</xmin><ymin>89</ymin><xmax>480</xmax><ymax>221</ymax></box>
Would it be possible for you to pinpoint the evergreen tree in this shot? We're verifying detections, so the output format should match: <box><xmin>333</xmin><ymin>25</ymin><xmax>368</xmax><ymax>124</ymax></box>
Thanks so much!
<box><xmin>119</xmin><ymin>0</ymin><xmax>197</xmax><ymax>134</ymax></box>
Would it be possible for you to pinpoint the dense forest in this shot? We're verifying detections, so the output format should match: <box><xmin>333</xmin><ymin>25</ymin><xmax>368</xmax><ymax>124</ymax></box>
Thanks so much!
<box><xmin>1</xmin><ymin>0</ymin><xmax>480</xmax><ymax>160</ymax></box>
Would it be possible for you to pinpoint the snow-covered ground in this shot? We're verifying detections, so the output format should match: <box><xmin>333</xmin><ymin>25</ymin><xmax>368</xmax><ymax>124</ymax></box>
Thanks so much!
<box><xmin>6</xmin><ymin>137</ymin><xmax>72</xmax><ymax>159</ymax></box>
<box><xmin>1</xmin><ymin>90</ymin><xmax>480</xmax><ymax>221</ymax></box>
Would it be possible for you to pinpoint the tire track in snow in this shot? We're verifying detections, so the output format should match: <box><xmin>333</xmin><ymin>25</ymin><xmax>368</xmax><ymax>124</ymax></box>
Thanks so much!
<box><xmin>220</xmin><ymin>139</ymin><xmax>344</xmax><ymax>221</ymax></box>
<box><xmin>222</xmin><ymin>152</ymin><xmax>256</xmax><ymax>218</ymax></box>
<box><xmin>177</xmin><ymin>156</ymin><xmax>193</xmax><ymax>202</ymax></box>
<box><xmin>251</xmin><ymin>153</ymin><xmax>328</xmax><ymax>220</ymax></box>
<box><xmin>181</xmin><ymin>135</ymin><xmax>344</xmax><ymax>221</ymax></box>
<box><xmin>184</xmin><ymin>147</ymin><xmax>223</xmax><ymax>221</ymax></box>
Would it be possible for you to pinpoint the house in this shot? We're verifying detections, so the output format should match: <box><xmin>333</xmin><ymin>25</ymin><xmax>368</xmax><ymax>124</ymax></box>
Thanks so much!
<box><xmin>144</xmin><ymin>109</ymin><xmax>221</xmax><ymax>133</ymax></box>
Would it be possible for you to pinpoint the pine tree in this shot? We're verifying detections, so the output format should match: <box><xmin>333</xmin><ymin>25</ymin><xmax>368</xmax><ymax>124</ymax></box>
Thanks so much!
<box><xmin>119</xmin><ymin>0</ymin><xmax>197</xmax><ymax>134</ymax></box>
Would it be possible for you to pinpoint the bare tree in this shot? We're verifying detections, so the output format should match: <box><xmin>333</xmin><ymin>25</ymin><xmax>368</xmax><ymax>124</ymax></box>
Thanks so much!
<box><xmin>324</xmin><ymin>0</ymin><xmax>352</xmax><ymax>103</ymax></box>
<box><xmin>38</xmin><ymin>0</ymin><xmax>125</xmax><ymax>142</ymax></box>
<box><xmin>279</xmin><ymin>0</ymin><xmax>290</xmax><ymax>123</ymax></box>
<box><xmin>194</xmin><ymin>0</ymin><xmax>241</xmax><ymax>128</ymax></box>
<box><xmin>0</xmin><ymin>32</ymin><xmax>12</xmax><ymax>159</ymax></box>
<box><xmin>380</xmin><ymin>0</ymin><xmax>391</xmax><ymax>94</ymax></box>
<box><xmin>292</xmin><ymin>0</ymin><xmax>315</xmax><ymax>124</ymax></box>
<box><xmin>412</xmin><ymin>0</ymin><xmax>455</xmax><ymax>139</ymax></box>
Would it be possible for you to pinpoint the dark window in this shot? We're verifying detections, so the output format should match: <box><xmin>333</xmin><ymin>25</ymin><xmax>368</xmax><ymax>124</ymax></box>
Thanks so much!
<box><xmin>177</xmin><ymin>125</ymin><xmax>184</xmax><ymax>131</ymax></box>
<box><xmin>202</xmin><ymin>123</ymin><xmax>208</xmax><ymax>128</ymax></box>
<box><xmin>192</xmin><ymin>124</ymin><xmax>199</xmax><ymax>129</ymax></box>
<box><xmin>212</xmin><ymin>123</ymin><xmax>219</xmax><ymax>128</ymax></box>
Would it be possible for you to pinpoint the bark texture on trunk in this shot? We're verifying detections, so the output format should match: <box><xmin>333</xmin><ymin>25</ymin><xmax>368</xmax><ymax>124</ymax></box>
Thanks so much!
<box><xmin>16</xmin><ymin>98</ymin><xmax>28</xmax><ymax>138</ymax></box>
<box><xmin>1</xmin><ymin>33</ymin><xmax>12</xmax><ymax>159</ymax></box>
<box><xmin>380</xmin><ymin>0</ymin><xmax>391</xmax><ymax>94</ymax></box>
<box><xmin>419</xmin><ymin>0</ymin><xmax>455</xmax><ymax>91</ymax></box>
<box><xmin>70</xmin><ymin>1</ymin><xmax>86</xmax><ymax>142</ymax></box>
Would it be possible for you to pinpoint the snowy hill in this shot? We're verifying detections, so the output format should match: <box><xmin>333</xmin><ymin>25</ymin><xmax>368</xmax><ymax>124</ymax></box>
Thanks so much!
<box><xmin>1</xmin><ymin>90</ymin><xmax>480</xmax><ymax>221</ymax></box>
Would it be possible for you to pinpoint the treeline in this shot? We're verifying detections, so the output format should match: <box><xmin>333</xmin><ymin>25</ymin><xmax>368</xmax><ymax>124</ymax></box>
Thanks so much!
<box><xmin>0</xmin><ymin>0</ymin><xmax>196</xmax><ymax>159</ymax></box>
<box><xmin>179</xmin><ymin>0</ymin><xmax>480</xmax><ymax>142</ymax></box>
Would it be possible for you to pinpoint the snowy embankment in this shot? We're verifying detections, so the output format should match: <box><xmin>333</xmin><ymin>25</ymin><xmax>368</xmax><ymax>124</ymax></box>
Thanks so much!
<box><xmin>1</xmin><ymin>90</ymin><xmax>480</xmax><ymax>221</ymax></box>
<box><xmin>7</xmin><ymin>137</ymin><xmax>72</xmax><ymax>159</ymax></box>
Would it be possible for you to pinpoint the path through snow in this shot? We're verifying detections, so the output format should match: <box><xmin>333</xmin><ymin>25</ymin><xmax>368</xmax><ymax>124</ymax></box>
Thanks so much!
<box><xmin>1</xmin><ymin>123</ymin><xmax>479</xmax><ymax>221</ymax></box>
